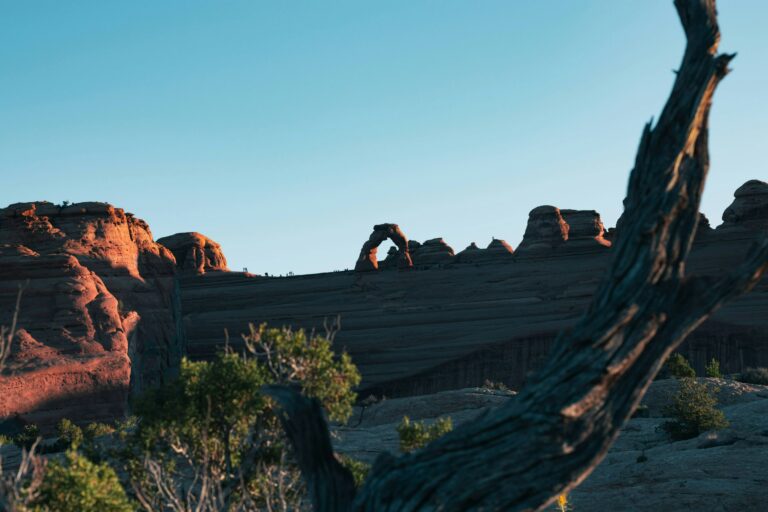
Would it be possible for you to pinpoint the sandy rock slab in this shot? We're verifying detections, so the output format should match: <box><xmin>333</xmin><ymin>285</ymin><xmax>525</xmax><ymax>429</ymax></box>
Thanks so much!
<box><xmin>332</xmin><ymin>380</ymin><xmax>768</xmax><ymax>512</ymax></box>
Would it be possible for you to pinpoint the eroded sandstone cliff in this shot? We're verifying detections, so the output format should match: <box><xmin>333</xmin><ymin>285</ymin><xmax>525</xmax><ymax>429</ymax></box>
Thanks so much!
<box><xmin>0</xmin><ymin>202</ymin><xmax>179</xmax><ymax>430</ymax></box>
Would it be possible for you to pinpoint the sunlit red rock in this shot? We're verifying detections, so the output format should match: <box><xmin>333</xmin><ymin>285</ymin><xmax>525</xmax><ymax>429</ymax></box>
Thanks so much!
<box><xmin>0</xmin><ymin>202</ymin><xmax>177</xmax><ymax>431</ymax></box>
<box><xmin>720</xmin><ymin>179</ymin><xmax>768</xmax><ymax>231</ymax></box>
<box><xmin>355</xmin><ymin>223</ymin><xmax>412</xmax><ymax>271</ymax></box>
<box><xmin>515</xmin><ymin>205</ymin><xmax>569</xmax><ymax>255</ymax></box>
<box><xmin>157</xmin><ymin>232</ymin><xmax>229</xmax><ymax>274</ymax></box>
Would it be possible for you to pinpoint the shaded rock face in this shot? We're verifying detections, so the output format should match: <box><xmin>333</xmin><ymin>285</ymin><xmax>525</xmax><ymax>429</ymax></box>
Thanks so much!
<box><xmin>157</xmin><ymin>232</ymin><xmax>228</xmax><ymax>274</ymax></box>
<box><xmin>0</xmin><ymin>202</ymin><xmax>179</xmax><ymax>431</ymax></box>
<box><xmin>515</xmin><ymin>205</ymin><xmax>569</xmax><ymax>255</ymax></box>
<box><xmin>456</xmin><ymin>239</ymin><xmax>514</xmax><ymax>264</ymax></box>
<box><xmin>560</xmin><ymin>209</ymin><xmax>611</xmax><ymax>248</ymax></box>
<box><xmin>180</xmin><ymin>182</ymin><xmax>767</xmax><ymax>399</ymax></box>
<box><xmin>355</xmin><ymin>223</ymin><xmax>412</xmax><ymax>271</ymax></box>
<box><xmin>410</xmin><ymin>238</ymin><xmax>455</xmax><ymax>266</ymax></box>
<box><xmin>721</xmin><ymin>179</ymin><xmax>768</xmax><ymax>231</ymax></box>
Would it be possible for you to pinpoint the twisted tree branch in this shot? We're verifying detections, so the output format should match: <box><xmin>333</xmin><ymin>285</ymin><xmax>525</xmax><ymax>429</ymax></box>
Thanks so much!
<box><xmin>266</xmin><ymin>1</ymin><xmax>767</xmax><ymax>510</ymax></box>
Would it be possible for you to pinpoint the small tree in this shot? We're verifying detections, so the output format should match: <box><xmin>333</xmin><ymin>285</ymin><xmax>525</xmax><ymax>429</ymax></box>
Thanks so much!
<box><xmin>665</xmin><ymin>353</ymin><xmax>696</xmax><ymax>379</ymax></box>
<box><xmin>737</xmin><ymin>367</ymin><xmax>768</xmax><ymax>385</ymax></box>
<box><xmin>704</xmin><ymin>358</ymin><xmax>722</xmax><ymax>378</ymax></box>
<box><xmin>56</xmin><ymin>418</ymin><xmax>84</xmax><ymax>449</ymax></box>
<box><xmin>397</xmin><ymin>416</ymin><xmax>453</xmax><ymax>453</ymax></box>
<box><xmin>129</xmin><ymin>323</ymin><xmax>361</xmax><ymax>511</ymax></box>
<box><xmin>14</xmin><ymin>424</ymin><xmax>40</xmax><ymax>450</ymax></box>
<box><xmin>33</xmin><ymin>450</ymin><xmax>134</xmax><ymax>512</ymax></box>
<box><xmin>661</xmin><ymin>378</ymin><xmax>729</xmax><ymax>441</ymax></box>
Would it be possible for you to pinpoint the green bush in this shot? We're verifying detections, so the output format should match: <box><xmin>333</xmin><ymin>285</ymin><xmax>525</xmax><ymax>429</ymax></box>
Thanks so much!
<box><xmin>130</xmin><ymin>324</ymin><xmax>361</xmax><ymax>509</ymax></box>
<box><xmin>661</xmin><ymin>378</ymin><xmax>728</xmax><ymax>440</ymax></box>
<box><xmin>397</xmin><ymin>416</ymin><xmax>453</xmax><ymax>453</ymax></box>
<box><xmin>14</xmin><ymin>424</ymin><xmax>40</xmax><ymax>449</ymax></box>
<box><xmin>55</xmin><ymin>418</ymin><xmax>84</xmax><ymax>449</ymax></box>
<box><xmin>736</xmin><ymin>367</ymin><xmax>768</xmax><ymax>385</ymax></box>
<box><xmin>33</xmin><ymin>450</ymin><xmax>134</xmax><ymax>512</ymax></box>
<box><xmin>704</xmin><ymin>358</ymin><xmax>722</xmax><ymax>378</ymax></box>
<box><xmin>664</xmin><ymin>353</ymin><xmax>696</xmax><ymax>379</ymax></box>
<box><xmin>84</xmin><ymin>422</ymin><xmax>115</xmax><ymax>441</ymax></box>
<box><xmin>337</xmin><ymin>453</ymin><xmax>370</xmax><ymax>487</ymax></box>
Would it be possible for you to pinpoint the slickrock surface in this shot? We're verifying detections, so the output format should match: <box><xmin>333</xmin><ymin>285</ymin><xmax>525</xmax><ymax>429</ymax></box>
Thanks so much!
<box><xmin>157</xmin><ymin>232</ymin><xmax>229</xmax><ymax>274</ymax></box>
<box><xmin>331</xmin><ymin>379</ymin><xmax>768</xmax><ymax>512</ymax></box>
<box><xmin>180</xmin><ymin>181</ymin><xmax>768</xmax><ymax>398</ymax></box>
<box><xmin>0</xmin><ymin>202</ymin><xmax>178</xmax><ymax>431</ymax></box>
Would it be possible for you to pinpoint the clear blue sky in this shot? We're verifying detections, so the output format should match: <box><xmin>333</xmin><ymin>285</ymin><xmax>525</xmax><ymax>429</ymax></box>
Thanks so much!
<box><xmin>1</xmin><ymin>1</ymin><xmax>766</xmax><ymax>275</ymax></box>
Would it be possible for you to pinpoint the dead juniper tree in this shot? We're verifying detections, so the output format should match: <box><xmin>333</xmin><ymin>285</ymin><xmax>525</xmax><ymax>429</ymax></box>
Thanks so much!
<box><xmin>265</xmin><ymin>1</ymin><xmax>768</xmax><ymax>511</ymax></box>
<box><xmin>0</xmin><ymin>287</ymin><xmax>21</xmax><ymax>372</ymax></box>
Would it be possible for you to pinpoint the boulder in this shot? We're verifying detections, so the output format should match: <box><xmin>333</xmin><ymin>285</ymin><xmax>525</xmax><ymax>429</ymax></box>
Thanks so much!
<box><xmin>456</xmin><ymin>239</ymin><xmax>514</xmax><ymax>264</ymax></box>
<box><xmin>560</xmin><ymin>209</ymin><xmax>611</xmax><ymax>249</ymax></box>
<box><xmin>157</xmin><ymin>232</ymin><xmax>228</xmax><ymax>274</ymax></box>
<box><xmin>411</xmin><ymin>238</ymin><xmax>455</xmax><ymax>266</ymax></box>
<box><xmin>720</xmin><ymin>179</ymin><xmax>768</xmax><ymax>231</ymax></box>
<box><xmin>515</xmin><ymin>205</ymin><xmax>569</xmax><ymax>256</ymax></box>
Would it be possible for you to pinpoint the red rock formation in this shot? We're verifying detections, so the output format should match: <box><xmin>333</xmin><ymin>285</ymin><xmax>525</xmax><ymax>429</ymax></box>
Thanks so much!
<box><xmin>179</xmin><ymin>181</ymin><xmax>768</xmax><ymax>398</ymax></box>
<box><xmin>560</xmin><ymin>209</ymin><xmax>611</xmax><ymax>249</ymax></box>
<box><xmin>456</xmin><ymin>239</ymin><xmax>514</xmax><ymax>264</ymax></box>
<box><xmin>721</xmin><ymin>179</ymin><xmax>768</xmax><ymax>231</ymax></box>
<box><xmin>0</xmin><ymin>202</ymin><xmax>178</xmax><ymax>432</ymax></box>
<box><xmin>515</xmin><ymin>205</ymin><xmax>569</xmax><ymax>255</ymax></box>
<box><xmin>157</xmin><ymin>232</ymin><xmax>228</xmax><ymax>274</ymax></box>
<box><xmin>411</xmin><ymin>238</ymin><xmax>455</xmax><ymax>266</ymax></box>
<box><xmin>354</xmin><ymin>224</ymin><xmax>412</xmax><ymax>271</ymax></box>
<box><xmin>2</xmin><ymin>180</ymin><xmax>766</xmax><ymax>428</ymax></box>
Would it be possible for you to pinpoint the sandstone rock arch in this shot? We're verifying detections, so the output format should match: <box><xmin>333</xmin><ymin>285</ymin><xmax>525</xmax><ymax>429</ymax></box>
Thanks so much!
<box><xmin>354</xmin><ymin>223</ymin><xmax>413</xmax><ymax>271</ymax></box>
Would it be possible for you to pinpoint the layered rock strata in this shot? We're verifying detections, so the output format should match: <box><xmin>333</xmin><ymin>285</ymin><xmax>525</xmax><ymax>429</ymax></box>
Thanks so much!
<box><xmin>1</xmin><ymin>180</ymin><xmax>766</xmax><ymax>428</ymax></box>
<box><xmin>181</xmin><ymin>181</ymin><xmax>768</xmax><ymax>398</ymax></box>
<box><xmin>0</xmin><ymin>202</ymin><xmax>178</xmax><ymax>431</ymax></box>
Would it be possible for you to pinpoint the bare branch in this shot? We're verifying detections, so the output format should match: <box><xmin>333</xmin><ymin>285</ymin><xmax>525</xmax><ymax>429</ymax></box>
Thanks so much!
<box><xmin>268</xmin><ymin>1</ymin><xmax>768</xmax><ymax>511</ymax></box>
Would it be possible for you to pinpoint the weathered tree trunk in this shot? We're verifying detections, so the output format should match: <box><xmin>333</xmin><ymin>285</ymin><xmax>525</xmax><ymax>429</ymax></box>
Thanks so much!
<box><xmin>266</xmin><ymin>1</ymin><xmax>768</xmax><ymax>510</ymax></box>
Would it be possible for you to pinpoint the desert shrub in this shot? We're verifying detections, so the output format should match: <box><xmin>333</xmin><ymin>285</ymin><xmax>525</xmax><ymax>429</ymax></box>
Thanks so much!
<box><xmin>84</xmin><ymin>422</ymin><xmax>115</xmax><ymax>441</ymax></box>
<box><xmin>55</xmin><ymin>418</ymin><xmax>84</xmax><ymax>449</ymax></box>
<box><xmin>704</xmin><ymin>358</ymin><xmax>722</xmax><ymax>378</ymax></box>
<box><xmin>482</xmin><ymin>379</ymin><xmax>509</xmax><ymax>392</ymax></box>
<box><xmin>336</xmin><ymin>453</ymin><xmax>370</xmax><ymax>487</ymax></box>
<box><xmin>664</xmin><ymin>353</ymin><xmax>696</xmax><ymax>379</ymax></box>
<box><xmin>397</xmin><ymin>416</ymin><xmax>453</xmax><ymax>453</ymax></box>
<box><xmin>129</xmin><ymin>323</ymin><xmax>360</xmax><ymax>511</ymax></box>
<box><xmin>32</xmin><ymin>449</ymin><xmax>134</xmax><ymax>512</ymax></box>
<box><xmin>661</xmin><ymin>378</ymin><xmax>728</xmax><ymax>440</ymax></box>
<box><xmin>14</xmin><ymin>424</ymin><xmax>40</xmax><ymax>449</ymax></box>
<box><xmin>736</xmin><ymin>367</ymin><xmax>768</xmax><ymax>385</ymax></box>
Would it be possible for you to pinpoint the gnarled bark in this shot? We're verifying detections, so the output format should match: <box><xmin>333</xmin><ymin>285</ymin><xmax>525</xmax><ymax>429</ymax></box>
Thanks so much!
<box><xmin>266</xmin><ymin>1</ymin><xmax>768</xmax><ymax>510</ymax></box>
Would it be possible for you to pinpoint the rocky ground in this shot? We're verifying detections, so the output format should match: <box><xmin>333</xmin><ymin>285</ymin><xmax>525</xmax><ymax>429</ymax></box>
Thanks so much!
<box><xmin>332</xmin><ymin>378</ymin><xmax>768</xmax><ymax>512</ymax></box>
